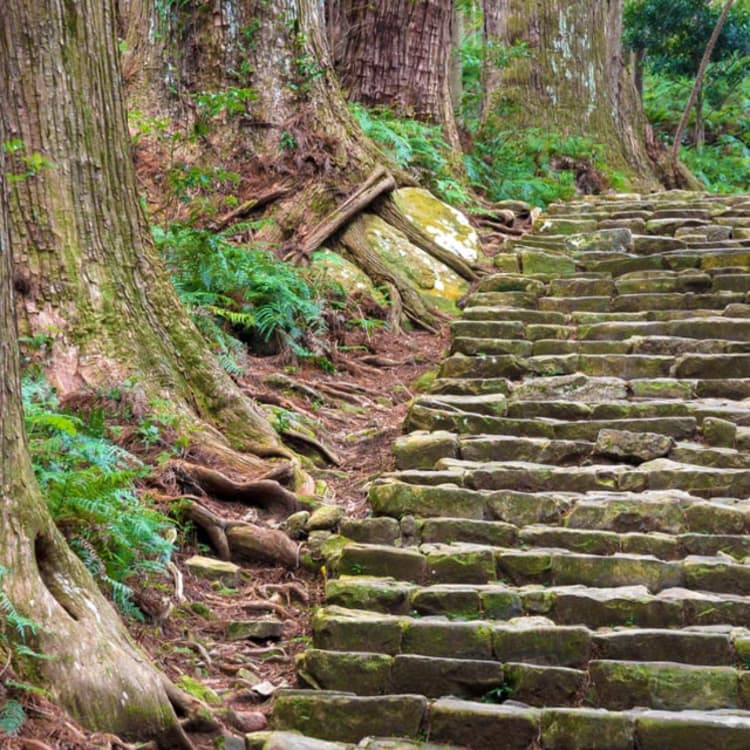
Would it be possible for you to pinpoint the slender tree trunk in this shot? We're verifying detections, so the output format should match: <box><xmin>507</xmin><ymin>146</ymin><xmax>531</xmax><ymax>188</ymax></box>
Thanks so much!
<box><xmin>334</xmin><ymin>0</ymin><xmax>462</xmax><ymax>150</ymax></box>
<box><xmin>672</xmin><ymin>0</ymin><xmax>734</xmax><ymax>159</ymax></box>
<box><xmin>1</xmin><ymin>0</ymin><xmax>286</xmax><ymax>463</ymax></box>
<box><xmin>0</xmin><ymin>110</ymin><xmax>190</xmax><ymax>749</ymax></box>
<box><xmin>483</xmin><ymin>0</ymin><xmax>662</xmax><ymax>189</ymax></box>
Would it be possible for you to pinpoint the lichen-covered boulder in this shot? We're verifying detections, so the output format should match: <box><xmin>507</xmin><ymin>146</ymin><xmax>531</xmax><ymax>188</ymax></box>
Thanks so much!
<box><xmin>391</xmin><ymin>187</ymin><xmax>482</xmax><ymax>264</ymax></box>
<box><xmin>361</xmin><ymin>214</ymin><xmax>468</xmax><ymax>310</ymax></box>
<box><xmin>311</xmin><ymin>249</ymin><xmax>387</xmax><ymax>307</ymax></box>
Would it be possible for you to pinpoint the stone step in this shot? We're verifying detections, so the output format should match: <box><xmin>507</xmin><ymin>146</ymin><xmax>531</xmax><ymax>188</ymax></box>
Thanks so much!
<box><xmin>322</xmin><ymin>575</ymin><xmax>750</xmax><ymax>629</ymax></box>
<box><xmin>587</xmin><ymin>660</ymin><xmax>750</xmax><ymax>712</ymax></box>
<box><xmin>341</xmin><ymin>514</ymin><xmax>750</xmax><ymax>562</ymax></box>
<box><xmin>405</xmin><ymin>404</ymin><xmax>698</xmax><ymax>440</ymax></box>
<box><xmin>272</xmin><ymin>690</ymin><xmax>750</xmax><ymax>750</ymax></box>
<box><xmin>313</xmin><ymin>602</ymin><xmax>750</xmax><ymax>653</ymax></box>
<box><xmin>528</xmin><ymin>337</ymin><xmax>750</xmax><ymax>357</ymax></box>
<box><xmin>578</xmin><ymin>317</ymin><xmax>750</xmax><ymax>342</ymax></box>
<box><xmin>326</xmin><ymin>536</ymin><xmax>750</xmax><ymax>595</ymax></box>
<box><xmin>535</xmin><ymin>292</ymin><xmax>746</xmax><ymax>314</ymax></box>
<box><xmin>298</xmin><ymin>649</ymin><xmax>507</xmax><ymax>700</ymax></box>
<box><xmin>438</xmin><ymin>353</ymin><xmax>692</xmax><ymax>380</ymax></box>
<box><xmin>369</xmin><ymin>481</ymin><xmax>750</xmax><ymax>534</ymax></box>
<box><xmin>422</xmin><ymin>457</ymin><xmax>750</xmax><ymax>499</ymax></box>
<box><xmin>461</xmin><ymin>306</ymin><xmax>567</xmax><ymax>324</ymax></box>
<box><xmin>613</xmin><ymin>271</ymin><xmax>713</xmax><ymax>294</ymax></box>
<box><xmin>426</xmin><ymin>374</ymin><xmax>724</xmax><ymax>399</ymax></box>
<box><xmin>298</xmin><ymin>649</ymin><xmax>750</xmax><ymax>713</ymax></box>
<box><xmin>414</xmin><ymin>394</ymin><xmax>750</xmax><ymax>423</ymax></box>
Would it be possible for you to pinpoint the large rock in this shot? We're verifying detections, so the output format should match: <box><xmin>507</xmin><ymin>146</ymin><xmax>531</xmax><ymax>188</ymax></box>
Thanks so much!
<box><xmin>594</xmin><ymin>429</ymin><xmax>674</xmax><ymax>462</ymax></box>
<box><xmin>361</xmin><ymin>213</ymin><xmax>468</xmax><ymax>310</ymax></box>
<box><xmin>391</xmin><ymin>187</ymin><xmax>482</xmax><ymax>264</ymax></box>
<box><xmin>311</xmin><ymin>249</ymin><xmax>387</xmax><ymax>307</ymax></box>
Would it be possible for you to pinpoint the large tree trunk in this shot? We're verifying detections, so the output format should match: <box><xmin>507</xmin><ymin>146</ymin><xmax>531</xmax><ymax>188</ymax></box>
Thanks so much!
<box><xmin>483</xmin><ymin>0</ymin><xmax>663</xmax><ymax>190</ymax></box>
<box><xmin>0</xmin><ymin>113</ymin><xmax>190</xmax><ymax>750</ymax></box>
<box><xmin>1</xmin><ymin>0</ymin><xmax>286</xmax><ymax>463</ymax></box>
<box><xmin>332</xmin><ymin>0</ymin><xmax>462</xmax><ymax>151</ymax></box>
<box><xmin>117</xmin><ymin>0</ymin><xmax>453</xmax><ymax>330</ymax></box>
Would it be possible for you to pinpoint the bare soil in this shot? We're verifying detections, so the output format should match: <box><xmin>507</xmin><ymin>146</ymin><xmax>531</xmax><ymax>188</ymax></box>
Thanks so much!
<box><xmin>3</xmin><ymin>326</ymin><xmax>448</xmax><ymax>750</ymax></box>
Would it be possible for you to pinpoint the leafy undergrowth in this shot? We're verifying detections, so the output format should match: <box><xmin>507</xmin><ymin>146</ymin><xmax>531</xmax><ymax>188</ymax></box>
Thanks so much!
<box><xmin>22</xmin><ymin>376</ymin><xmax>175</xmax><ymax>619</ymax></box>
<box><xmin>2</xmin><ymin>323</ymin><xmax>446</xmax><ymax>749</ymax></box>
<box><xmin>351</xmin><ymin>102</ymin><xmax>622</xmax><ymax>207</ymax></box>
<box><xmin>642</xmin><ymin>69</ymin><xmax>750</xmax><ymax>193</ymax></box>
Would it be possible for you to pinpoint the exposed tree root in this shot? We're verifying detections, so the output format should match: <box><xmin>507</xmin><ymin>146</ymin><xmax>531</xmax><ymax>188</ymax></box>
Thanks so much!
<box><xmin>225</xmin><ymin>523</ymin><xmax>300</xmax><ymax>567</ymax></box>
<box><xmin>169</xmin><ymin>461</ymin><xmax>302</xmax><ymax>518</ymax></box>
<box><xmin>297</xmin><ymin>166</ymin><xmax>396</xmax><ymax>258</ymax></box>
<box><xmin>259</xmin><ymin>582</ymin><xmax>310</xmax><ymax>605</ymax></box>
<box><xmin>242</xmin><ymin>599</ymin><xmax>294</xmax><ymax>619</ymax></box>
<box><xmin>210</xmin><ymin>183</ymin><xmax>294</xmax><ymax>231</ymax></box>
<box><xmin>376</xmin><ymin>195</ymin><xmax>479</xmax><ymax>281</ymax></box>
<box><xmin>338</xmin><ymin>218</ymin><xmax>442</xmax><ymax>332</ymax></box>
<box><xmin>279</xmin><ymin>428</ymin><xmax>342</xmax><ymax>466</ymax></box>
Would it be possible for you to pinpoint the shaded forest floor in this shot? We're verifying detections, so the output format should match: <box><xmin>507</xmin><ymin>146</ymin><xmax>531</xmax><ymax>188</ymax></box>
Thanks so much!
<box><xmin>3</xmin><ymin>326</ymin><xmax>448</xmax><ymax>750</ymax></box>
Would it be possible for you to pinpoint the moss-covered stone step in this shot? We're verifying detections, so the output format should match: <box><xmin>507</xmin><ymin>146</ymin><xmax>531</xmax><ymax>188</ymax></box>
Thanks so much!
<box><xmin>464</xmin><ymin>291</ymin><xmax>542</xmax><ymax>309</ymax></box>
<box><xmin>670</xmin><ymin>443</ymin><xmax>750</xmax><ymax>469</ymax></box>
<box><xmin>461</xmin><ymin>306</ymin><xmax>567</xmax><ymax>324</ymax></box>
<box><xmin>572</xmin><ymin>308</ymin><xmax>721</xmax><ymax>324</ymax></box>
<box><xmin>336</xmin><ymin>514</ymin><xmax>750</xmax><ymax>562</ymax></box>
<box><xmin>404</xmin><ymin>405</ymin><xmax>697</xmax><ymax>440</ymax></box>
<box><xmin>416</xmin><ymin>395</ymin><xmax>750</xmax><ymax>423</ymax></box>
<box><xmin>440</xmin><ymin>352</ymin><xmax>694</xmax><ymax>380</ymax></box>
<box><xmin>327</xmin><ymin>537</ymin><xmax>750</xmax><ymax>595</ymax></box>
<box><xmin>312</xmin><ymin>600</ymin><xmax>750</xmax><ymax>660</ymax></box>
<box><xmin>539</xmin><ymin>292</ymin><xmax>746</xmax><ymax>314</ymax></box>
<box><xmin>529</xmin><ymin>337</ymin><xmax>750</xmax><ymax>357</ymax></box>
<box><xmin>271</xmin><ymin>691</ymin><xmax>428</xmax><ymax>745</ymax></box>
<box><xmin>313</xmin><ymin>607</ymin><xmax>592</xmax><ymax>665</ymax></box>
<box><xmin>301</xmin><ymin>654</ymin><xmax>750</xmax><ymax>713</ymax></box>
<box><xmin>321</xmin><ymin>579</ymin><xmax>750</xmax><ymax>628</ymax></box>
<box><xmin>412</xmin><ymin>393</ymin><xmax>509</xmax><ymax>417</ymax></box>
<box><xmin>578</xmin><ymin>317</ymin><xmax>750</xmax><ymax>341</ymax></box>
<box><xmin>587</xmin><ymin>660</ymin><xmax>749</xmax><ymax>711</ymax></box>
<box><xmin>298</xmin><ymin>649</ymin><xmax>505</xmax><ymax>700</ymax></box>
<box><xmin>613</xmin><ymin>271</ymin><xmax>713</xmax><ymax>295</ymax></box>
<box><xmin>369</xmin><ymin>480</ymin><xmax>750</xmax><ymax>531</ymax></box>
<box><xmin>431</xmin><ymin>457</ymin><xmax>750</xmax><ymax>499</ymax></box>
<box><xmin>450</xmin><ymin>337</ymin><xmax>534</xmax><ymax>357</ymax></box>
<box><xmin>505</xmin><ymin>398</ymin><xmax>750</xmax><ymax>423</ymax></box>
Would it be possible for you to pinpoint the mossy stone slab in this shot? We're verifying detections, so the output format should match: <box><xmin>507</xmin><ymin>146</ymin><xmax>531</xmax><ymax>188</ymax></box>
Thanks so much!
<box><xmin>272</xmin><ymin>691</ymin><xmax>426</xmax><ymax>744</ymax></box>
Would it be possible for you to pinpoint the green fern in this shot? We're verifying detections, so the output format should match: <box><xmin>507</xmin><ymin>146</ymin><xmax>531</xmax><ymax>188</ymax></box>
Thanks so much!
<box><xmin>22</xmin><ymin>378</ymin><xmax>175</xmax><ymax>619</ymax></box>
<box><xmin>153</xmin><ymin>224</ymin><xmax>327</xmax><ymax>362</ymax></box>
<box><xmin>350</xmin><ymin>103</ymin><xmax>471</xmax><ymax>205</ymax></box>
<box><xmin>0</xmin><ymin>699</ymin><xmax>25</xmax><ymax>735</ymax></box>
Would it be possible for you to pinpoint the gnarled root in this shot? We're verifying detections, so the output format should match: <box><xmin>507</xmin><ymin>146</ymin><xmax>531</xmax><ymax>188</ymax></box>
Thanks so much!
<box><xmin>169</xmin><ymin>460</ymin><xmax>302</xmax><ymax>518</ymax></box>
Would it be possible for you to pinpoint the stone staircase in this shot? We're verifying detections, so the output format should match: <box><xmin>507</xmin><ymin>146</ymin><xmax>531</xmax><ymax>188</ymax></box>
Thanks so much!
<box><xmin>251</xmin><ymin>191</ymin><xmax>750</xmax><ymax>749</ymax></box>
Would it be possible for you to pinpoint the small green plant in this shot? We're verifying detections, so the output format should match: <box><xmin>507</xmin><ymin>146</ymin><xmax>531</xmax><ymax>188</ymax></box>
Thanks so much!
<box><xmin>153</xmin><ymin>223</ymin><xmax>327</xmax><ymax>362</ymax></box>
<box><xmin>481</xmin><ymin>683</ymin><xmax>514</xmax><ymax>704</ymax></box>
<box><xmin>22</xmin><ymin>377</ymin><xmax>175</xmax><ymax>619</ymax></box>
<box><xmin>350</xmin><ymin>103</ymin><xmax>471</xmax><ymax>205</ymax></box>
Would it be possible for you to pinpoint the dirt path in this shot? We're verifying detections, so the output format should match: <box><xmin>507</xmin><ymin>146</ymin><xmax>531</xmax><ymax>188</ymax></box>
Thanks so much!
<box><xmin>6</xmin><ymin>327</ymin><xmax>447</xmax><ymax>750</ymax></box>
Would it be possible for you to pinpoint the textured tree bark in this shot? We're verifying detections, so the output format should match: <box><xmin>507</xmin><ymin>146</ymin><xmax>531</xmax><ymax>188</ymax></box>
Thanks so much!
<box><xmin>1</xmin><ymin>0</ymin><xmax>286</xmax><ymax>461</ymax></box>
<box><xmin>483</xmin><ymin>0</ymin><xmax>663</xmax><ymax>189</ymax></box>
<box><xmin>333</xmin><ymin>0</ymin><xmax>462</xmax><ymax>150</ymax></box>
<box><xmin>120</xmin><ymin>0</ymin><xmax>386</xmax><ymax>218</ymax></box>
<box><xmin>0</xmin><ymin>115</ymin><xmax>191</xmax><ymax>750</ymax></box>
